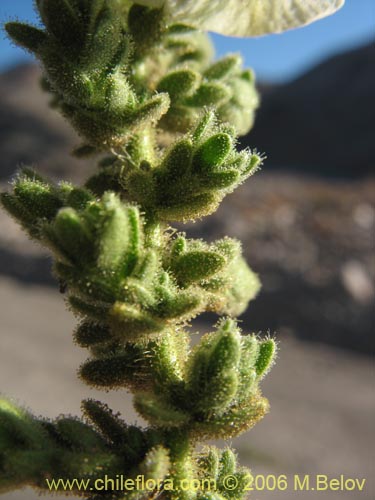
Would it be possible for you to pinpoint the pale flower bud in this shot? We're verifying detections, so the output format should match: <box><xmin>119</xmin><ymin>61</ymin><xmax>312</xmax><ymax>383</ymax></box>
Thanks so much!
<box><xmin>126</xmin><ymin>0</ymin><xmax>345</xmax><ymax>36</ymax></box>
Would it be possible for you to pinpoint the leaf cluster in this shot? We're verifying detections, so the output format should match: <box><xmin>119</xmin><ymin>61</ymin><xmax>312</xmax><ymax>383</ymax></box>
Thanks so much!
<box><xmin>0</xmin><ymin>398</ymin><xmax>169</xmax><ymax>498</ymax></box>
<box><xmin>6</xmin><ymin>0</ymin><xmax>259</xmax><ymax>152</ymax></box>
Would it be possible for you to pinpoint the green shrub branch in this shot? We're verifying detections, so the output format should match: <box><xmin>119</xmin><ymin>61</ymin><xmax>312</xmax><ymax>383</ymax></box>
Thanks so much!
<box><xmin>1</xmin><ymin>1</ymin><xmax>276</xmax><ymax>498</ymax></box>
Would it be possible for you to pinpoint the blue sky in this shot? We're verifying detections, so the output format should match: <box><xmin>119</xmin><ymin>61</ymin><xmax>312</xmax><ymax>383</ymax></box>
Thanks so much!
<box><xmin>0</xmin><ymin>0</ymin><xmax>374</xmax><ymax>82</ymax></box>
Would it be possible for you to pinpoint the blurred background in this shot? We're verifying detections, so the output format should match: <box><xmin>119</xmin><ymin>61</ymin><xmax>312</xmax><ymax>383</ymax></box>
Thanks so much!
<box><xmin>0</xmin><ymin>1</ymin><xmax>374</xmax><ymax>499</ymax></box>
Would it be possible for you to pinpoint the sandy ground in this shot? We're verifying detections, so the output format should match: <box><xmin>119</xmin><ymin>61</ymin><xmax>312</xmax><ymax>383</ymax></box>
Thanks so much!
<box><xmin>0</xmin><ymin>278</ymin><xmax>374</xmax><ymax>500</ymax></box>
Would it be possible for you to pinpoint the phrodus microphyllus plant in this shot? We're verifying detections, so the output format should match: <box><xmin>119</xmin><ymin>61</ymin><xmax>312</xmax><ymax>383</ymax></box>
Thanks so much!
<box><xmin>1</xmin><ymin>1</ymin><xmax>344</xmax><ymax>498</ymax></box>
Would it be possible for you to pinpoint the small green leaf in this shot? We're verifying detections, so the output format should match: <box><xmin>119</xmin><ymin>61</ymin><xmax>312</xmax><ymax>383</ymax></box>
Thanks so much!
<box><xmin>193</xmin><ymin>394</ymin><xmax>269</xmax><ymax>440</ymax></box>
<box><xmin>109</xmin><ymin>302</ymin><xmax>163</xmax><ymax>338</ymax></box>
<box><xmin>173</xmin><ymin>251</ymin><xmax>226</xmax><ymax>285</ymax></box>
<box><xmin>194</xmin><ymin>133</ymin><xmax>232</xmax><ymax>171</ymax></box>
<box><xmin>74</xmin><ymin>321</ymin><xmax>111</xmax><ymax>347</ymax></box>
<box><xmin>0</xmin><ymin>399</ymin><xmax>47</xmax><ymax>450</ymax></box>
<box><xmin>125</xmin><ymin>93</ymin><xmax>170</xmax><ymax>128</ymax></box>
<box><xmin>14</xmin><ymin>178</ymin><xmax>62</xmax><ymax>220</ymax></box>
<box><xmin>82</xmin><ymin>399</ymin><xmax>134</xmax><ymax>446</ymax></box>
<box><xmin>97</xmin><ymin>195</ymin><xmax>135</xmax><ymax>273</ymax></box>
<box><xmin>187</xmin><ymin>321</ymin><xmax>241</xmax><ymax>414</ymax></box>
<box><xmin>192</xmin><ymin>110</ymin><xmax>216</xmax><ymax>142</ymax></box>
<box><xmin>161</xmin><ymin>139</ymin><xmax>193</xmax><ymax>177</ymax></box>
<box><xmin>138</xmin><ymin>446</ymin><xmax>170</xmax><ymax>483</ymax></box>
<box><xmin>171</xmin><ymin>236</ymin><xmax>187</xmax><ymax>258</ymax></box>
<box><xmin>36</xmin><ymin>0</ymin><xmax>83</xmax><ymax>48</ymax></box>
<box><xmin>197</xmin><ymin>447</ymin><xmax>219</xmax><ymax>478</ymax></box>
<box><xmin>5</xmin><ymin>22</ymin><xmax>47</xmax><ymax>53</ymax></box>
<box><xmin>186</xmin><ymin>82</ymin><xmax>230</xmax><ymax>107</ymax></box>
<box><xmin>157</xmin><ymin>70</ymin><xmax>200</xmax><ymax>99</ymax></box>
<box><xmin>69</xmin><ymin>296</ymin><xmax>110</xmax><ymax>321</ymax></box>
<box><xmin>53</xmin><ymin>208</ymin><xmax>91</xmax><ymax>262</ymax></box>
<box><xmin>80</xmin><ymin>350</ymin><xmax>145</xmax><ymax>389</ymax></box>
<box><xmin>203</xmin><ymin>169</ymin><xmax>240</xmax><ymax>189</ymax></box>
<box><xmin>204</xmin><ymin>55</ymin><xmax>241</xmax><ymax>80</ymax></box>
<box><xmin>157</xmin><ymin>290</ymin><xmax>201</xmax><ymax>320</ymax></box>
<box><xmin>218</xmin><ymin>449</ymin><xmax>236</xmax><ymax>477</ymax></box>
<box><xmin>55</xmin><ymin>417</ymin><xmax>105</xmax><ymax>451</ymax></box>
<box><xmin>255</xmin><ymin>339</ymin><xmax>277</xmax><ymax>379</ymax></box>
<box><xmin>134</xmin><ymin>393</ymin><xmax>189</xmax><ymax>427</ymax></box>
<box><xmin>1</xmin><ymin>193</ymin><xmax>35</xmax><ymax>229</ymax></box>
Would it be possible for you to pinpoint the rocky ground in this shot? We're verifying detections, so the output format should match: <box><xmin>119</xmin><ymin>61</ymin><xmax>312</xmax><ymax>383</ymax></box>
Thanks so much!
<box><xmin>0</xmin><ymin>64</ymin><xmax>93</xmax><ymax>183</ymax></box>
<box><xmin>185</xmin><ymin>172</ymin><xmax>375</xmax><ymax>353</ymax></box>
<box><xmin>242</xmin><ymin>42</ymin><xmax>375</xmax><ymax>177</ymax></box>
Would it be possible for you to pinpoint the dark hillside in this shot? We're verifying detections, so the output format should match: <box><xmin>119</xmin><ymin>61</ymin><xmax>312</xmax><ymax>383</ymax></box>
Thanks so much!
<box><xmin>242</xmin><ymin>42</ymin><xmax>375</xmax><ymax>177</ymax></box>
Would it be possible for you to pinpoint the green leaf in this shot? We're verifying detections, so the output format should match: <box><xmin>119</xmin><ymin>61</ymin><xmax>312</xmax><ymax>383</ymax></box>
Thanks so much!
<box><xmin>218</xmin><ymin>449</ymin><xmax>236</xmax><ymax>477</ymax></box>
<box><xmin>156</xmin><ymin>192</ymin><xmax>218</xmax><ymax>222</ymax></box>
<box><xmin>203</xmin><ymin>169</ymin><xmax>240</xmax><ymax>189</ymax></box>
<box><xmin>171</xmin><ymin>236</ymin><xmax>187</xmax><ymax>258</ymax></box>
<box><xmin>125</xmin><ymin>93</ymin><xmax>170</xmax><ymax>128</ymax></box>
<box><xmin>194</xmin><ymin>133</ymin><xmax>232</xmax><ymax>171</ymax></box>
<box><xmin>172</xmin><ymin>251</ymin><xmax>226</xmax><ymax>285</ymax></box>
<box><xmin>97</xmin><ymin>195</ymin><xmax>139</xmax><ymax>274</ymax></box>
<box><xmin>82</xmin><ymin>399</ymin><xmax>138</xmax><ymax>448</ymax></box>
<box><xmin>236</xmin><ymin>336</ymin><xmax>258</xmax><ymax>401</ymax></box>
<box><xmin>36</xmin><ymin>0</ymin><xmax>84</xmax><ymax>47</ymax></box>
<box><xmin>0</xmin><ymin>399</ymin><xmax>47</xmax><ymax>450</ymax></box>
<box><xmin>219</xmin><ymin>257</ymin><xmax>261</xmax><ymax>316</ymax></box>
<box><xmin>192</xmin><ymin>110</ymin><xmax>216</xmax><ymax>142</ymax></box>
<box><xmin>13</xmin><ymin>177</ymin><xmax>62</xmax><ymax>220</ymax></box>
<box><xmin>157</xmin><ymin>69</ymin><xmax>200</xmax><ymax>99</ymax></box>
<box><xmin>255</xmin><ymin>339</ymin><xmax>277</xmax><ymax>379</ymax></box>
<box><xmin>187</xmin><ymin>320</ymin><xmax>241</xmax><ymax>415</ymax></box>
<box><xmin>204</xmin><ymin>55</ymin><xmax>241</xmax><ymax>80</ymax></box>
<box><xmin>197</xmin><ymin>447</ymin><xmax>219</xmax><ymax>478</ymax></box>
<box><xmin>80</xmin><ymin>351</ymin><xmax>145</xmax><ymax>389</ymax></box>
<box><xmin>127</xmin><ymin>3</ymin><xmax>166</xmax><ymax>56</ymax></box>
<box><xmin>157</xmin><ymin>291</ymin><xmax>201</xmax><ymax>319</ymax></box>
<box><xmin>69</xmin><ymin>296</ymin><xmax>110</xmax><ymax>321</ymax></box>
<box><xmin>192</xmin><ymin>394</ymin><xmax>269</xmax><ymax>440</ymax></box>
<box><xmin>1</xmin><ymin>193</ymin><xmax>35</xmax><ymax>229</ymax></box>
<box><xmin>132</xmin><ymin>251</ymin><xmax>159</xmax><ymax>283</ymax></box>
<box><xmin>74</xmin><ymin>321</ymin><xmax>112</xmax><ymax>347</ymax></box>
<box><xmin>109</xmin><ymin>302</ymin><xmax>164</xmax><ymax>338</ymax></box>
<box><xmin>53</xmin><ymin>208</ymin><xmax>91</xmax><ymax>263</ymax></box>
<box><xmin>185</xmin><ymin>82</ymin><xmax>230</xmax><ymax>107</ymax></box>
<box><xmin>55</xmin><ymin>417</ymin><xmax>105</xmax><ymax>451</ymax></box>
<box><xmin>84</xmin><ymin>9</ymin><xmax>126</xmax><ymax>70</ymax></box>
<box><xmin>134</xmin><ymin>393</ymin><xmax>189</xmax><ymax>427</ymax></box>
<box><xmin>138</xmin><ymin>445</ymin><xmax>170</xmax><ymax>483</ymax></box>
<box><xmin>5</xmin><ymin>22</ymin><xmax>47</xmax><ymax>53</ymax></box>
<box><xmin>161</xmin><ymin>139</ymin><xmax>193</xmax><ymax>178</ymax></box>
